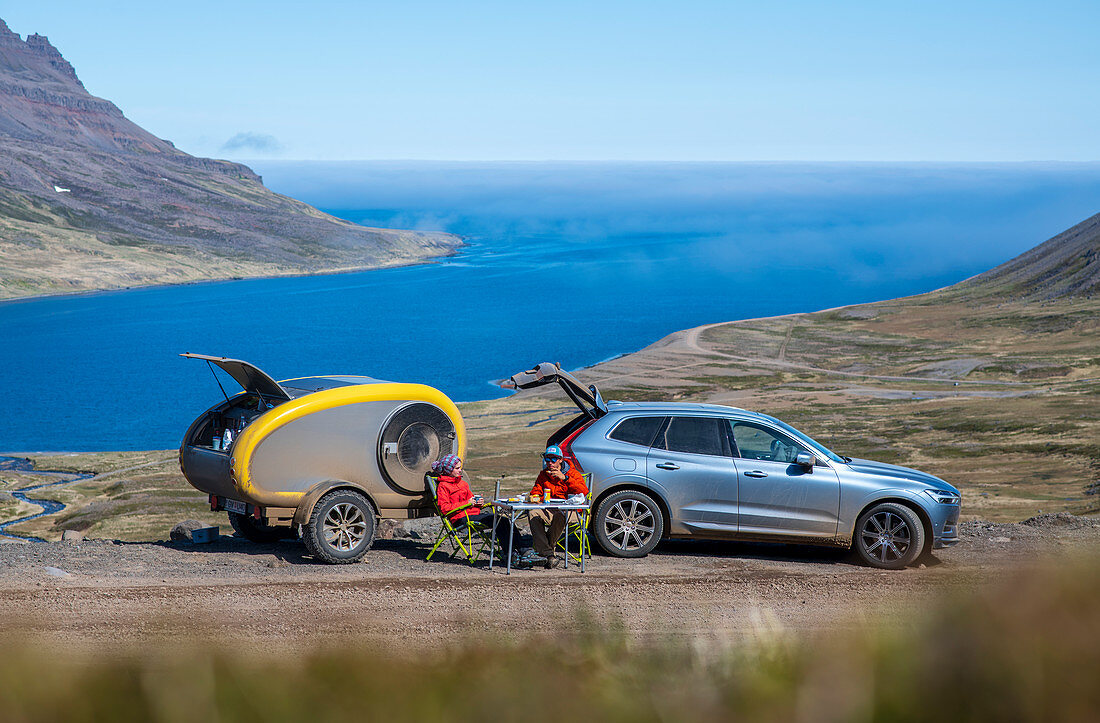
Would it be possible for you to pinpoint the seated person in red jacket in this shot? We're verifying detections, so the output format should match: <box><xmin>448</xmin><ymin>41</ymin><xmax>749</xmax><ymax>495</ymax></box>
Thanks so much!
<box><xmin>526</xmin><ymin>445</ymin><xmax>589</xmax><ymax>568</ymax></box>
<box><xmin>434</xmin><ymin>454</ymin><xmax>517</xmax><ymax>548</ymax></box>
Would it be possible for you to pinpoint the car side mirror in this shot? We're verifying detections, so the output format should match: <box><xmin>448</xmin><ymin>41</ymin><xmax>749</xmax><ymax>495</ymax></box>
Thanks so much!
<box><xmin>796</xmin><ymin>451</ymin><xmax>815</xmax><ymax>469</ymax></box>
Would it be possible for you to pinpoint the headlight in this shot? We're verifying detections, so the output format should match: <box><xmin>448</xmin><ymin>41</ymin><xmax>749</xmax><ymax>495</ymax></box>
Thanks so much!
<box><xmin>924</xmin><ymin>489</ymin><xmax>960</xmax><ymax>505</ymax></box>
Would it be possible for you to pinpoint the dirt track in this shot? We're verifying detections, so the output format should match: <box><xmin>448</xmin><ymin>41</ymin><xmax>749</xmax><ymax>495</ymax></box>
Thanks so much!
<box><xmin>2</xmin><ymin>515</ymin><xmax>1096</xmax><ymax>651</ymax></box>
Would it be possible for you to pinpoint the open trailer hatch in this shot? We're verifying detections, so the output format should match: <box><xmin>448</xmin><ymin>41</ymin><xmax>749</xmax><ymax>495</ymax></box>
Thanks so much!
<box><xmin>180</xmin><ymin>353</ymin><xmax>291</xmax><ymax>402</ymax></box>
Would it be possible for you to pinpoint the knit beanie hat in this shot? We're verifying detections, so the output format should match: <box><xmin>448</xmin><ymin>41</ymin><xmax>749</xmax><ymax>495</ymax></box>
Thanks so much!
<box><xmin>438</xmin><ymin>454</ymin><xmax>462</xmax><ymax>475</ymax></box>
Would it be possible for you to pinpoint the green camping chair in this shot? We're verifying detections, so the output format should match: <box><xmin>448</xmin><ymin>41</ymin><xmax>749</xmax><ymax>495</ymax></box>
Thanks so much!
<box><xmin>425</xmin><ymin>474</ymin><xmax>495</xmax><ymax>564</ymax></box>
<box><xmin>556</xmin><ymin>473</ymin><xmax>593</xmax><ymax>564</ymax></box>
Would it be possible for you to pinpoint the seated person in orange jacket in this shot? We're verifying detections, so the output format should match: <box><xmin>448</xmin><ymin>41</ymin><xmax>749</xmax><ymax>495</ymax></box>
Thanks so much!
<box><xmin>434</xmin><ymin>454</ymin><xmax>517</xmax><ymax>548</ymax></box>
<box><xmin>527</xmin><ymin>445</ymin><xmax>589</xmax><ymax>568</ymax></box>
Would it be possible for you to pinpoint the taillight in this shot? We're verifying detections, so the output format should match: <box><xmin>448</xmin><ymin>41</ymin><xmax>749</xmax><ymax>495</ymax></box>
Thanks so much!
<box><xmin>559</xmin><ymin>419</ymin><xmax>595</xmax><ymax>473</ymax></box>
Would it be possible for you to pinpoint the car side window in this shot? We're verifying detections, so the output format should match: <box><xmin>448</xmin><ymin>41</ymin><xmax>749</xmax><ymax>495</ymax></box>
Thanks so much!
<box><xmin>608</xmin><ymin>416</ymin><xmax>665</xmax><ymax>447</ymax></box>
<box><xmin>655</xmin><ymin>417</ymin><xmax>729</xmax><ymax>457</ymax></box>
<box><xmin>730</xmin><ymin>422</ymin><xmax>808</xmax><ymax>463</ymax></box>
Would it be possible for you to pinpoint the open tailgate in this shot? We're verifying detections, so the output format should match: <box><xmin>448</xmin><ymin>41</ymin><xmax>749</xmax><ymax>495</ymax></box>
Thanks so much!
<box><xmin>500</xmin><ymin>362</ymin><xmax>607</xmax><ymax>419</ymax></box>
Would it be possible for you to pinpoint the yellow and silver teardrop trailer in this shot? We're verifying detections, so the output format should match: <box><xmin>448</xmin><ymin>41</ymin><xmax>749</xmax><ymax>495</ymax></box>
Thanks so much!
<box><xmin>178</xmin><ymin>353</ymin><xmax>465</xmax><ymax>563</ymax></box>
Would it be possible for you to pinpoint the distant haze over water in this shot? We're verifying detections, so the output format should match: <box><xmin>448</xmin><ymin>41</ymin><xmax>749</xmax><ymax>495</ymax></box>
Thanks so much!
<box><xmin>3</xmin><ymin>161</ymin><xmax>1100</xmax><ymax>451</ymax></box>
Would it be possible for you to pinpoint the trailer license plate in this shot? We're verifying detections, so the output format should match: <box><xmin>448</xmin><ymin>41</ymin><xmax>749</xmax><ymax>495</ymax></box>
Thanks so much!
<box><xmin>224</xmin><ymin>498</ymin><xmax>248</xmax><ymax>515</ymax></box>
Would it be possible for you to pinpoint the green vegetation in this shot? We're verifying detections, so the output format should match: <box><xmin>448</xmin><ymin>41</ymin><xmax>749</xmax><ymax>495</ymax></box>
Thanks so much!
<box><xmin>1</xmin><ymin>452</ymin><xmax>222</xmax><ymax>541</ymax></box>
<box><xmin>687</xmin><ymin>373</ymin><xmax>786</xmax><ymax>389</ymax></box>
<box><xmin>1</xmin><ymin>554</ymin><xmax>1096</xmax><ymax>722</ymax></box>
<box><xmin>0</xmin><ymin>489</ymin><xmax>35</xmax><ymax>521</ymax></box>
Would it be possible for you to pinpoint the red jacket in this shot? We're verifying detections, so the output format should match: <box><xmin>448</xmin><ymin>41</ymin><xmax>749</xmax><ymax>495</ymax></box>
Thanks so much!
<box><xmin>436</xmin><ymin>474</ymin><xmax>480</xmax><ymax>521</ymax></box>
<box><xmin>530</xmin><ymin>466</ymin><xmax>588</xmax><ymax>499</ymax></box>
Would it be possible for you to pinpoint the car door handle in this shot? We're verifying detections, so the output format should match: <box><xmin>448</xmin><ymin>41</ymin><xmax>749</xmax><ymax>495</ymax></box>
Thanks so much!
<box><xmin>655</xmin><ymin>462</ymin><xmax>679</xmax><ymax>470</ymax></box>
<box><xmin>744</xmin><ymin>470</ymin><xmax>768</xmax><ymax>478</ymax></box>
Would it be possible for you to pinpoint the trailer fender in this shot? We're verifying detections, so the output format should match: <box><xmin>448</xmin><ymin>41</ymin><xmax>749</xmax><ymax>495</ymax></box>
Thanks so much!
<box><xmin>293</xmin><ymin>480</ymin><xmax>379</xmax><ymax>528</ymax></box>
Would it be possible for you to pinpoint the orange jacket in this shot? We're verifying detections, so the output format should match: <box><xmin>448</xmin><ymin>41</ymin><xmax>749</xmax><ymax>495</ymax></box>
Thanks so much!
<box><xmin>530</xmin><ymin>466</ymin><xmax>588</xmax><ymax>499</ymax></box>
<box><xmin>436</xmin><ymin>475</ymin><xmax>480</xmax><ymax>521</ymax></box>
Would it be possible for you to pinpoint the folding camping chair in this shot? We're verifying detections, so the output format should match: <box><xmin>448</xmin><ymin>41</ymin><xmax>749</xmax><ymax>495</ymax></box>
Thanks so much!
<box><xmin>425</xmin><ymin>474</ymin><xmax>494</xmax><ymax>564</ymax></box>
<box><xmin>556</xmin><ymin>473</ymin><xmax>593</xmax><ymax>564</ymax></box>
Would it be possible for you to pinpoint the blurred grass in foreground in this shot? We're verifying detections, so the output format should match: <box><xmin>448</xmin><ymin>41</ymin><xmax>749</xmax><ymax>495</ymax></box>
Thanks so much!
<box><xmin>2</xmin><ymin>555</ymin><xmax>1098</xmax><ymax>723</ymax></box>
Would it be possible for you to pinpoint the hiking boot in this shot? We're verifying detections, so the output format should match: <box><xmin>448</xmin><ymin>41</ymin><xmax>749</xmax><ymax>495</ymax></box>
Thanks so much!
<box><xmin>519</xmin><ymin>549</ymin><xmax>547</xmax><ymax>568</ymax></box>
<box><xmin>545</xmin><ymin>555</ymin><xmax>564</xmax><ymax>569</ymax></box>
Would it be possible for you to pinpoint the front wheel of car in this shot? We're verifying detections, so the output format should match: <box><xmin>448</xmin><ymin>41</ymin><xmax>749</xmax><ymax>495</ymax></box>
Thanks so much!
<box><xmin>854</xmin><ymin>502</ymin><xmax>925</xmax><ymax>570</ymax></box>
<box><xmin>594</xmin><ymin>489</ymin><xmax>664</xmax><ymax>558</ymax></box>
<box><xmin>301</xmin><ymin>489</ymin><xmax>376</xmax><ymax>564</ymax></box>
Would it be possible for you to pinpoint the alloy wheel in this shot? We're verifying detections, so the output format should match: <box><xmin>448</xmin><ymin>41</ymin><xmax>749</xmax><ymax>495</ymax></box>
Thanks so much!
<box><xmin>323</xmin><ymin>502</ymin><xmax>368</xmax><ymax>552</ymax></box>
<box><xmin>860</xmin><ymin>510</ymin><xmax>911</xmax><ymax>565</ymax></box>
<box><xmin>603</xmin><ymin>498</ymin><xmax>656</xmax><ymax>551</ymax></box>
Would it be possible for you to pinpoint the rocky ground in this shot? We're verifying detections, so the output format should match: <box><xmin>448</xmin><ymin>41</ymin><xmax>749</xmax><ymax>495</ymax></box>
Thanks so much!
<box><xmin>1</xmin><ymin>513</ymin><xmax>1096</xmax><ymax>651</ymax></box>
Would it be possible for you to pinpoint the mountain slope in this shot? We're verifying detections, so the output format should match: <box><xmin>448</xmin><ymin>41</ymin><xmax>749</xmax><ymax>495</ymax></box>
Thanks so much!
<box><xmin>948</xmin><ymin>212</ymin><xmax>1099</xmax><ymax>301</ymax></box>
<box><xmin>0</xmin><ymin>19</ymin><xmax>459</xmax><ymax>299</ymax></box>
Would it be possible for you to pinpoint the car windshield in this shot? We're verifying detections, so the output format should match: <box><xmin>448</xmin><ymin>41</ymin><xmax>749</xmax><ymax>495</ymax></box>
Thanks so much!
<box><xmin>762</xmin><ymin>415</ymin><xmax>845</xmax><ymax>463</ymax></box>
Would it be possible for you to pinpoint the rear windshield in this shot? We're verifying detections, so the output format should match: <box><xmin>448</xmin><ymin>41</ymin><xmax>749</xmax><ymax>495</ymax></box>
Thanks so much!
<box><xmin>608</xmin><ymin>416</ymin><xmax>665</xmax><ymax>447</ymax></box>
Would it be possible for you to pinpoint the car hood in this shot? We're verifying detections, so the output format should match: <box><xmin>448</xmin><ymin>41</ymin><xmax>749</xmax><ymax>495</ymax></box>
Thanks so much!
<box><xmin>843</xmin><ymin>457</ymin><xmax>959</xmax><ymax>494</ymax></box>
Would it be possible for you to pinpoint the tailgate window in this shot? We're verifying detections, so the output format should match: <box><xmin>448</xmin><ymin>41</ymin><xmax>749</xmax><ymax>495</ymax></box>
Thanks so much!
<box><xmin>608</xmin><ymin>416</ymin><xmax>666</xmax><ymax>448</ymax></box>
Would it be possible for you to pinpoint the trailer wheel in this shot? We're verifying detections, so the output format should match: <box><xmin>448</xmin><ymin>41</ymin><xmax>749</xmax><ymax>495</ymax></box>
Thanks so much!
<box><xmin>227</xmin><ymin>511</ymin><xmax>288</xmax><ymax>543</ymax></box>
<box><xmin>301</xmin><ymin>489</ymin><xmax>376</xmax><ymax>564</ymax></box>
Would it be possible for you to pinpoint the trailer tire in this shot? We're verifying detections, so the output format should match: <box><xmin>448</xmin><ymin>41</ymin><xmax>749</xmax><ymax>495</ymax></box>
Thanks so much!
<box><xmin>301</xmin><ymin>489</ymin><xmax>376</xmax><ymax>564</ymax></box>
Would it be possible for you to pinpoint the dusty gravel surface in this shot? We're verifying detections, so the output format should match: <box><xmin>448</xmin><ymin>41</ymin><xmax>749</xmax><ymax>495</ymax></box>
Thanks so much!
<box><xmin>2</xmin><ymin>514</ymin><xmax>1097</xmax><ymax>651</ymax></box>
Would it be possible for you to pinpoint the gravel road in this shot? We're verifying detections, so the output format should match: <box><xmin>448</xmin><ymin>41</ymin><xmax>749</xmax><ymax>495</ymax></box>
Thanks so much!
<box><xmin>2</xmin><ymin>514</ymin><xmax>1096</xmax><ymax>651</ymax></box>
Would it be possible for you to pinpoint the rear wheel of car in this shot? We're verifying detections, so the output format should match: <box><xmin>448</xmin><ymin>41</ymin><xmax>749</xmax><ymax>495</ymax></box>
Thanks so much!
<box><xmin>227</xmin><ymin>511</ymin><xmax>288</xmax><ymax>543</ymax></box>
<box><xmin>301</xmin><ymin>489</ymin><xmax>376</xmax><ymax>564</ymax></box>
<box><xmin>593</xmin><ymin>489</ymin><xmax>664</xmax><ymax>558</ymax></box>
<box><xmin>854</xmin><ymin>502</ymin><xmax>925</xmax><ymax>570</ymax></box>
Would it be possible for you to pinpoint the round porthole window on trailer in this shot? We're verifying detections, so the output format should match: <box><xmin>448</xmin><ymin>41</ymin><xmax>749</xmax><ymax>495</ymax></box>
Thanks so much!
<box><xmin>378</xmin><ymin>403</ymin><xmax>456</xmax><ymax>493</ymax></box>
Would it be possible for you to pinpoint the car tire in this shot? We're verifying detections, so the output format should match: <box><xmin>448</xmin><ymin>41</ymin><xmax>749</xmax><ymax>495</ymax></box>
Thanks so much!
<box><xmin>227</xmin><ymin>511</ymin><xmax>289</xmax><ymax>543</ymax></box>
<box><xmin>854</xmin><ymin>502</ymin><xmax>925</xmax><ymax>570</ymax></box>
<box><xmin>593</xmin><ymin>489</ymin><xmax>664</xmax><ymax>558</ymax></box>
<box><xmin>301</xmin><ymin>489</ymin><xmax>376</xmax><ymax>564</ymax></box>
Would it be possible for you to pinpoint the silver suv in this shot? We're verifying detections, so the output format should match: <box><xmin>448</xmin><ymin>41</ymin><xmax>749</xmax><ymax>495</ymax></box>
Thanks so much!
<box><xmin>503</xmin><ymin>363</ymin><xmax>961</xmax><ymax>570</ymax></box>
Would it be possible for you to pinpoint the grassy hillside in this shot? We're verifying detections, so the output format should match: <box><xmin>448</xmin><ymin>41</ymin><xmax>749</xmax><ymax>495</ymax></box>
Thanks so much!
<box><xmin>950</xmin><ymin>211</ymin><xmax>1100</xmax><ymax>300</ymax></box>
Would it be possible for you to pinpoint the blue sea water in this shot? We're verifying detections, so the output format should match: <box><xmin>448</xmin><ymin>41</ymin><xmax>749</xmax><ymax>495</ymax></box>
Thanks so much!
<box><xmin>2</xmin><ymin>161</ymin><xmax>1099</xmax><ymax>452</ymax></box>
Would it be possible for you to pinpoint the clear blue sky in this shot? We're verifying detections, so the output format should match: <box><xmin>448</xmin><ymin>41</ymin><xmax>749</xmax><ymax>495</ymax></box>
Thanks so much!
<box><xmin>4</xmin><ymin>1</ymin><xmax>1099</xmax><ymax>161</ymax></box>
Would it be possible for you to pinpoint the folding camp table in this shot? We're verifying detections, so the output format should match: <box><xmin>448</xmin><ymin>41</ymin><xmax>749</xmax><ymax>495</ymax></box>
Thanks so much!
<box><xmin>489</xmin><ymin>498</ymin><xmax>590</xmax><ymax>574</ymax></box>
